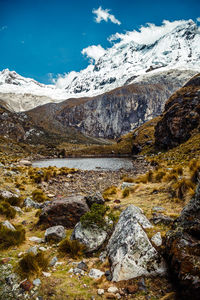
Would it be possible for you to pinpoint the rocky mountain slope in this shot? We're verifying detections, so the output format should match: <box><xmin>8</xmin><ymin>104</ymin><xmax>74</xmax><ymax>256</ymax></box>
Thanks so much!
<box><xmin>155</xmin><ymin>73</ymin><xmax>200</xmax><ymax>149</ymax></box>
<box><xmin>0</xmin><ymin>101</ymin><xmax>106</xmax><ymax>148</ymax></box>
<box><xmin>0</xmin><ymin>19</ymin><xmax>199</xmax><ymax>112</ymax></box>
<box><xmin>26</xmin><ymin>69</ymin><xmax>197</xmax><ymax>138</ymax></box>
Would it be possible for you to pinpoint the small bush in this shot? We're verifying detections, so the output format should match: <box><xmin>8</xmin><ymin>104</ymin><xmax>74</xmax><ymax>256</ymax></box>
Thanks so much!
<box><xmin>0</xmin><ymin>201</ymin><xmax>16</xmax><ymax>219</ymax></box>
<box><xmin>189</xmin><ymin>159</ymin><xmax>199</xmax><ymax>171</ymax></box>
<box><xmin>32</xmin><ymin>189</ymin><xmax>48</xmax><ymax>203</ymax></box>
<box><xmin>59</xmin><ymin>167</ymin><xmax>77</xmax><ymax>175</ymax></box>
<box><xmin>18</xmin><ymin>251</ymin><xmax>49</xmax><ymax>277</ymax></box>
<box><xmin>163</xmin><ymin>173</ymin><xmax>178</xmax><ymax>183</ymax></box>
<box><xmin>154</xmin><ymin>171</ymin><xmax>166</xmax><ymax>182</ymax></box>
<box><xmin>122</xmin><ymin>187</ymin><xmax>130</xmax><ymax>198</ymax></box>
<box><xmin>59</xmin><ymin>238</ymin><xmax>86</xmax><ymax>258</ymax></box>
<box><xmin>190</xmin><ymin>165</ymin><xmax>200</xmax><ymax>184</ymax></box>
<box><xmin>146</xmin><ymin>170</ymin><xmax>154</xmax><ymax>182</ymax></box>
<box><xmin>0</xmin><ymin>223</ymin><xmax>25</xmax><ymax>249</ymax></box>
<box><xmin>7</xmin><ymin>196</ymin><xmax>23</xmax><ymax>207</ymax></box>
<box><xmin>122</xmin><ymin>177</ymin><xmax>135</xmax><ymax>183</ymax></box>
<box><xmin>103</xmin><ymin>186</ymin><xmax>117</xmax><ymax>199</ymax></box>
<box><xmin>173</xmin><ymin>179</ymin><xmax>195</xmax><ymax>200</ymax></box>
<box><xmin>80</xmin><ymin>203</ymin><xmax>110</xmax><ymax>229</ymax></box>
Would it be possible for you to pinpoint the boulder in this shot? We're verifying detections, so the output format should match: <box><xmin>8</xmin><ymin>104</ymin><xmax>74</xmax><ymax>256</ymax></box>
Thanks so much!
<box><xmin>123</xmin><ymin>205</ymin><xmax>153</xmax><ymax>229</ymax></box>
<box><xmin>45</xmin><ymin>225</ymin><xmax>66</xmax><ymax>242</ymax></box>
<box><xmin>165</xmin><ymin>184</ymin><xmax>200</xmax><ymax>299</ymax></box>
<box><xmin>24</xmin><ymin>197</ymin><xmax>41</xmax><ymax>209</ymax></box>
<box><xmin>107</xmin><ymin>205</ymin><xmax>166</xmax><ymax>282</ymax></box>
<box><xmin>0</xmin><ymin>190</ymin><xmax>18</xmax><ymax>199</ymax></box>
<box><xmin>71</xmin><ymin>222</ymin><xmax>108</xmax><ymax>252</ymax></box>
<box><xmin>84</xmin><ymin>191</ymin><xmax>105</xmax><ymax>208</ymax></box>
<box><xmin>151</xmin><ymin>213</ymin><xmax>174</xmax><ymax>225</ymax></box>
<box><xmin>38</xmin><ymin>195</ymin><xmax>89</xmax><ymax>228</ymax></box>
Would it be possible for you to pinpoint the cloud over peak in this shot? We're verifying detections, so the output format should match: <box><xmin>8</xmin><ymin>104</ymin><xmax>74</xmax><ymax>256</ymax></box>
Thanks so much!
<box><xmin>81</xmin><ymin>45</ymin><xmax>106</xmax><ymax>62</ymax></box>
<box><xmin>92</xmin><ymin>6</ymin><xmax>121</xmax><ymax>25</ymax></box>
<box><xmin>108</xmin><ymin>19</ymin><xmax>192</xmax><ymax>45</ymax></box>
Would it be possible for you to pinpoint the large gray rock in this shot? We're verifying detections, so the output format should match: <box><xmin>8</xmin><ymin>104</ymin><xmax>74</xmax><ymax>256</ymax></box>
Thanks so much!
<box><xmin>107</xmin><ymin>205</ymin><xmax>166</xmax><ymax>282</ymax></box>
<box><xmin>71</xmin><ymin>222</ymin><xmax>108</xmax><ymax>252</ymax></box>
<box><xmin>124</xmin><ymin>205</ymin><xmax>153</xmax><ymax>229</ymax></box>
<box><xmin>45</xmin><ymin>225</ymin><xmax>66</xmax><ymax>242</ymax></box>
<box><xmin>38</xmin><ymin>195</ymin><xmax>89</xmax><ymax>228</ymax></box>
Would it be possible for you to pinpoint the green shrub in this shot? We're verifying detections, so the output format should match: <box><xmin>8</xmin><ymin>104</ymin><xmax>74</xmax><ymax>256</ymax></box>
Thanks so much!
<box><xmin>80</xmin><ymin>203</ymin><xmax>109</xmax><ymax>229</ymax></box>
<box><xmin>0</xmin><ymin>201</ymin><xmax>16</xmax><ymax>219</ymax></box>
<box><xmin>59</xmin><ymin>238</ymin><xmax>86</xmax><ymax>258</ymax></box>
<box><xmin>18</xmin><ymin>251</ymin><xmax>49</xmax><ymax>277</ymax></box>
<box><xmin>0</xmin><ymin>223</ymin><xmax>25</xmax><ymax>249</ymax></box>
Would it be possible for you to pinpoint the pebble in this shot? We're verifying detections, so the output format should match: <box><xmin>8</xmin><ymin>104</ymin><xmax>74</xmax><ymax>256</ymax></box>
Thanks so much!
<box><xmin>42</xmin><ymin>272</ymin><xmax>51</xmax><ymax>277</ymax></box>
<box><xmin>33</xmin><ymin>278</ymin><xmax>41</xmax><ymax>286</ymax></box>
<box><xmin>98</xmin><ymin>289</ymin><xmax>105</xmax><ymax>295</ymax></box>
<box><xmin>89</xmin><ymin>268</ymin><xmax>104</xmax><ymax>279</ymax></box>
<box><xmin>49</xmin><ymin>256</ymin><xmax>58</xmax><ymax>267</ymax></box>
<box><xmin>29</xmin><ymin>237</ymin><xmax>44</xmax><ymax>243</ymax></box>
<box><xmin>107</xmin><ymin>287</ymin><xmax>119</xmax><ymax>294</ymax></box>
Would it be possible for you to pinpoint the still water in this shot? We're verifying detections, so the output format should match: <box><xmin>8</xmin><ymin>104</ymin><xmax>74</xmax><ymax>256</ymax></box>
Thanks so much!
<box><xmin>33</xmin><ymin>157</ymin><xmax>133</xmax><ymax>171</ymax></box>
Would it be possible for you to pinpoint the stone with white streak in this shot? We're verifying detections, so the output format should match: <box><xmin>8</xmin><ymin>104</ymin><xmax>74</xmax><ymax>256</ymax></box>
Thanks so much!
<box><xmin>2</xmin><ymin>220</ymin><xmax>16</xmax><ymax>231</ymax></box>
<box><xmin>107</xmin><ymin>205</ymin><xmax>166</xmax><ymax>282</ymax></box>
<box><xmin>151</xmin><ymin>232</ymin><xmax>162</xmax><ymax>247</ymax></box>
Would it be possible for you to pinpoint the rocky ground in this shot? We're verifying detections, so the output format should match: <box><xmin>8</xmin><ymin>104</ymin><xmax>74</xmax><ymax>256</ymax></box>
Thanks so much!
<box><xmin>39</xmin><ymin>159</ymin><xmax>149</xmax><ymax>197</ymax></box>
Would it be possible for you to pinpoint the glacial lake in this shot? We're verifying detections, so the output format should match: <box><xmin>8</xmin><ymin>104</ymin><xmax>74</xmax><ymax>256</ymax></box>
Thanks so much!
<box><xmin>33</xmin><ymin>157</ymin><xmax>134</xmax><ymax>171</ymax></box>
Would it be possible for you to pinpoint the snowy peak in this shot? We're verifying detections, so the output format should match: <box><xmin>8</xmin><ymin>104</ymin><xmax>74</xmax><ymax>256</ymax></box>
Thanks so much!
<box><xmin>0</xmin><ymin>68</ymin><xmax>44</xmax><ymax>87</ymax></box>
<box><xmin>0</xmin><ymin>19</ymin><xmax>200</xmax><ymax>112</ymax></box>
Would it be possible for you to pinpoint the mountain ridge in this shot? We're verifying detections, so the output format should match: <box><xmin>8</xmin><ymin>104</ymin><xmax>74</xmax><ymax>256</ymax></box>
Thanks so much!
<box><xmin>0</xmin><ymin>19</ymin><xmax>199</xmax><ymax>112</ymax></box>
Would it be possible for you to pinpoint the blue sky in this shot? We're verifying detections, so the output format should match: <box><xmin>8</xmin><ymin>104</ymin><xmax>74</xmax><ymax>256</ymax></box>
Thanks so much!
<box><xmin>0</xmin><ymin>0</ymin><xmax>200</xmax><ymax>83</ymax></box>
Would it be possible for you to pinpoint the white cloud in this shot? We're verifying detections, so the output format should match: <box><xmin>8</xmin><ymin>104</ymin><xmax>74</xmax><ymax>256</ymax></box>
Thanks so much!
<box><xmin>197</xmin><ymin>17</ymin><xmax>200</xmax><ymax>22</ymax></box>
<box><xmin>92</xmin><ymin>6</ymin><xmax>121</xmax><ymax>25</ymax></box>
<box><xmin>0</xmin><ymin>25</ymin><xmax>7</xmax><ymax>32</ymax></box>
<box><xmin>81</xmin><ymin>45</ymin><xmax>106</xmax><ymax>62</ymax></box>
<box><xmin>108</xmin><ymin>19</ymin><xmax>192</xmax><ymax>45</ymax></box>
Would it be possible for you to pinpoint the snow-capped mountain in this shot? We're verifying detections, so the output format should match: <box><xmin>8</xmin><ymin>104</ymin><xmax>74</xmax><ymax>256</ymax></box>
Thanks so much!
<box><xmin>0</xmin><ymin>19</ymin><xmax>200</xmax><ymax>111</ymax></box>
